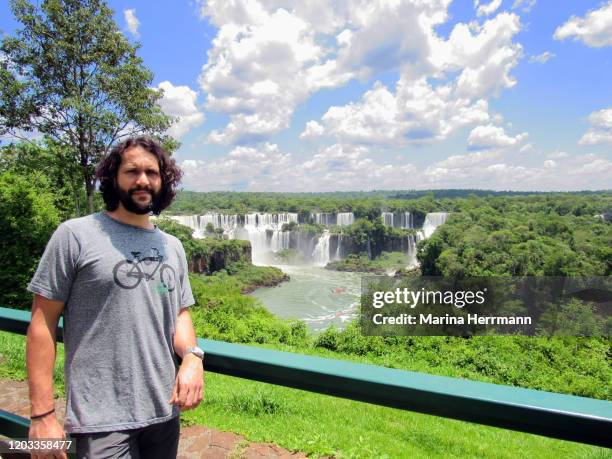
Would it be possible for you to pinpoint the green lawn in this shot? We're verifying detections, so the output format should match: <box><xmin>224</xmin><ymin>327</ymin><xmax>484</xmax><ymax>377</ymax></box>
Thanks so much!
<box><xmin>1</xmin><ymin>331</ymin><xmax>609</xmax><ymax>458</ymax></box>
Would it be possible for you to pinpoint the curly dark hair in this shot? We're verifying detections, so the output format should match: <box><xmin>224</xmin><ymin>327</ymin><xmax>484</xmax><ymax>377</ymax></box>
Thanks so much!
<box><xmin>96</xmin><ymin>137</ymin><xmax>183</xmax><ymax>215</ymax></box>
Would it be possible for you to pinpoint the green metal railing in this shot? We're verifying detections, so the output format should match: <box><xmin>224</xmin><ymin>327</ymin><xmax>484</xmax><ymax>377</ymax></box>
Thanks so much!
<box><xmin>1</xmin><ymin>306</ymin><xmax>611</xmax><ymax>449</ymax></box>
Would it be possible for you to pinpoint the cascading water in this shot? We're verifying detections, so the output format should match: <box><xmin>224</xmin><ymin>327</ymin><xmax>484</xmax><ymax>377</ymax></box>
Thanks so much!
<box><xmin>167</xmin><ymin>210</ymin><xmax>448</xmax><ymax>267</ymax></box>
<box><xmin>381</xmin><ymin>211</ymin><xmax>413</xmax><ymax>229</ymax></box>
<box><xmin>336</xmin><ymin>212</ymin><xmax>355</xmax><ymax>226</ymax></box>
<box><xmin>312</xmin><ymin>230</ymin><xmax>331</xmax><ymax>266</ymax></box>
<box><xmin>313</xmin><ymin>213</ymin><xmax>335</xmax><ymax>225</ymax></box>
<box><xmin>242</xmin><ymin>213</ymin><xmax>298</xmax><ymax>263</ymax></box>
<box><xmin>169</xmin><ymin>215</ymin><xmax>203</xmax><ymax>237</ymax></box>
<box><xmin>312</xmin><ymin>212</ymin><xmax>354</xmax><ymax>226</ymax></box>
<box><xmin>422</xmin><ymin>212</ymin><xmax>448</xmax><ymax>238</ymax></box>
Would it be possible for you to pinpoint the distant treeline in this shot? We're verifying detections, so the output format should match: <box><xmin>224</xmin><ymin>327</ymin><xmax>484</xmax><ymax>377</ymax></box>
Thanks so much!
<box><xmin>167</xmin><ymin>189</ymin><xmax>612</xmax><ymax>219</ymax></box>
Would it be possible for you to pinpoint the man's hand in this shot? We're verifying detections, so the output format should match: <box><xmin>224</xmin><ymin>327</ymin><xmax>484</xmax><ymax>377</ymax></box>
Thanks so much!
<box><xmin>169</xmin><ymin>354</ymin><xmax>204</xmax><ymax>411</ymax></box>
<box><xmin>29</xmin><ymin>412</ymin><xmax>67</xmax><ymax>459</ymax></box>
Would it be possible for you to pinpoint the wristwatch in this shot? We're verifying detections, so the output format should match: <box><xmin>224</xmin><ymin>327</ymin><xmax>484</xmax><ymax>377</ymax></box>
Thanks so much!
<box><xmin>185</xmin><ymin>346</ymin><xmax>205</xmax><ymax>360</ymax></box>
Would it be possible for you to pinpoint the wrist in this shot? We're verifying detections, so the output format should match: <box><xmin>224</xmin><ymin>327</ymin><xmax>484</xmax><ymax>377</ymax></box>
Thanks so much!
<box><xmin>183</xmin><ymin>345</ymin><xmax>204</xmax><ymax>360</ymax></box>
<box><xmin>30</xmin><ymin>407</ymin><xmax>55</xmax><ymax>421</ymax></box>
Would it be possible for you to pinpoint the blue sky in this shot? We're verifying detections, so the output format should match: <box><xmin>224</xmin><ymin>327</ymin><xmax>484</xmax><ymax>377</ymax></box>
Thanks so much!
<box><xmin>2</xmin><ymin>0</ymin><xmax>611</xmax><ymax>191</ymax></box>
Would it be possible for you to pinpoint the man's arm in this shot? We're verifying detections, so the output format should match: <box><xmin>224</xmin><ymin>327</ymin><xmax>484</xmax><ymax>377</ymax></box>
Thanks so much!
<box><xmin>27</xmin><ymin>294</ymin><xmax>67</xmax><ymax>459</ymax></box>
<box><xmin>169</xmin><ymin>307</ymin><xmax>204</xmax><ymax>411</ymax></box>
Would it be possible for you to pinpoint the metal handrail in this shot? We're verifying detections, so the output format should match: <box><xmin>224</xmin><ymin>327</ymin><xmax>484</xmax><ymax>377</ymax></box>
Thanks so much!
<box><xmin>1</xmin><ymin>306</ymin><xmax>610</xmax><ymax>448</ymax></box>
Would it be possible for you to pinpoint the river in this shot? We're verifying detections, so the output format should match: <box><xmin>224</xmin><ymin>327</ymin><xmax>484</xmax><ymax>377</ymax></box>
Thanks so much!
<box><xmin>250</xmin><ymin>264</ymin><xmax>362</xmax><ymax>332</ymax></box>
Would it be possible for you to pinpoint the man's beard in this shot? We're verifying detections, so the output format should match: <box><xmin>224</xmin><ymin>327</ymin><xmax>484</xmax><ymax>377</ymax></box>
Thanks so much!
<box><xmin>117</xmin><ymin>186</ymin><xmax>160</xmax><ymax>215</ymax></box>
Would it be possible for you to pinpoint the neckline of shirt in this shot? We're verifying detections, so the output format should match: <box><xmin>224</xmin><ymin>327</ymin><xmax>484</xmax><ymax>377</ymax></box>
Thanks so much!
<box><xmin>100</xmin><ymin>212</ymin><xmax>159</xmax><ymax>233</ymax></box>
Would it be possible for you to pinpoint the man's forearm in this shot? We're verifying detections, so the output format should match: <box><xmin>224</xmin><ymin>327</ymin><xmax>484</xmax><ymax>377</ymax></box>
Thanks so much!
<box><xmin>173</xmin><ymin>307</ymin><xmax>198</xmax><ymax>359</ymax></box>
<box><xmin>27</xmin><ymin>302</ymin><xmax>61</xmax><ymax>414</ymax></box>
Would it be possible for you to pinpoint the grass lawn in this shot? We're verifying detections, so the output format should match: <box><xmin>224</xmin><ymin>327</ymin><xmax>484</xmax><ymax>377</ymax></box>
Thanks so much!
<box><xmin>1</xmin><ymin>331</ymin><xmax>609</xmax><ymax>458</ymax></box>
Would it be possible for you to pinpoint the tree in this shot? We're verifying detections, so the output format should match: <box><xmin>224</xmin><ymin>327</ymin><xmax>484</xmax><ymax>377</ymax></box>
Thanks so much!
<box><xmin>0</xmin><ymin>0</ymin><xmax>177</xmax><ymax>213</ymax></box>
<box><xmin>0</xmin><ymin>171</ymin><xmax>60</xmax><ymax>309</ymax></box>
<box><xmin>0</xmin><ymin>140</ymin><xmax>83</xmax><ymax>218</ymax></box>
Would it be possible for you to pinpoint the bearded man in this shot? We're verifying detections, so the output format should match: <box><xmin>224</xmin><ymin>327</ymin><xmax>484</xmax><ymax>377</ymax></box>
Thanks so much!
<box><xmin>26</xmin><ymin>137</ymin><xmax>204</xmax><ymax>459</ymax></box>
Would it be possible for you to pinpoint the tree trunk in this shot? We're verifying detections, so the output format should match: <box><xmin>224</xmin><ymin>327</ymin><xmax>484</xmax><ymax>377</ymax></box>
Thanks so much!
<box><xmin>86</xmin><ymin>177</ymin><xmax>94</xmax><ymax>214</ymax></box>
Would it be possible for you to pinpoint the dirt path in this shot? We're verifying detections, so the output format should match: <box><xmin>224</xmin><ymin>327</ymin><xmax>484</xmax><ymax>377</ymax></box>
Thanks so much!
<box><xmin>0</xmin><ymin>379</ymin><xmax>309</xmax><ymax>458</ymax></box>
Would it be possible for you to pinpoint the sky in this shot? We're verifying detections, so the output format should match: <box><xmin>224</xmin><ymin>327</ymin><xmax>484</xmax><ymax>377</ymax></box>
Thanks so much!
<box><xmin>1</xmin><ymin>0</ymin><xmax>611</xmax><ymax>192</ymax></box>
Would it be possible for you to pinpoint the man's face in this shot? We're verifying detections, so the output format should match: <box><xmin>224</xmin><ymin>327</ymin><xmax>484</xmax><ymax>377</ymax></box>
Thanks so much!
<box><xmin>116</xmin><ymin>146</ymin><xmax>162</xmax><ymax>215</ymax></box>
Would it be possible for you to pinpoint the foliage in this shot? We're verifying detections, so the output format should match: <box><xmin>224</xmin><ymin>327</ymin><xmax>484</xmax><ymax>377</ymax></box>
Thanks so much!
<box><xmin>0</xmin><ymin>171</ymin><xmax>60</xmax><ymax>308</ymax></box>
<box><xmin>273</xmin><ymin>249</ymin><xmax>306</xmax><ymax>264</ymax></box>
<box><xmin>0</xmin><ymin>140</ymin><xmax>84</xmax><ymax>218</ymax></box>
<box><xmin>417</xmin><ymin>195</ymin><xmax>612</xmax><ymax>276</ymax></box>
<box><xmin>188</xmin><ymin>269</ymin><xmax>303</xmax><ymax>346</ymax></box>
<box><xmin>0</xmin><ymin>0</ymin><xmax>176</xmax><ymax>212</ymax></box>
<box><xmin>155</xmin><ymin>218</ymin><xmax>251</xmax><ymax>274</ymax></box>
<box><xmin>326</xmin><ymin>251</ymin><xmax>410</xmax><ymax>273</ymax></box>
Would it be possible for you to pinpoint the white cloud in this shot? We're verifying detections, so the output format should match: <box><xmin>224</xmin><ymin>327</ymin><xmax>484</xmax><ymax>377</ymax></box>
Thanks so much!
<box><xmin>311</xmin><ymin>11</ymin><xmax>522</xmax><ymax>146</ymax></box>
<box><xmin>196</xmin><ymin>1</ymin><xmax>524</xmax><ymax>155</ymax></box>
<box><xmin>156</xmin><ymin>81</ymin><xmax>205</xmax><ymax>139</ymax></box>
<box><xmin>180</xmin><ymin>142</ymin><xmax>418</xmax><ymax>191</ymax></box>
<box><xmin>424</xmin><ymin>152</ymin><xmax>612</xmax><ymax>190</ymax></box>
<box><xmin>578</xmin><ymin>108</ymin><xmax>612</xmax><ymax>145</ymax></box>
<box><xmin>554</xmin><ymin>2</ymin><xmax>612</xmax><ymax>47</ymax></box>
<box><xmin>199</xmin><ymin>2</ymin><xmax>335</xmax><ymax>144</ymax></box>
<box><xmin>475</xmin><ymin>0</ymin><xmax>503</xmax><ymax>17</ymax></box>
<box><xmin>321</xmin><ymin>78</ymin><xmax>492</xmax><ymax>146</ymax></box>
<box><xmin>299</xmin><ymin>120</ymin><xmax>325</xmax><ymax>140</ymax></box>
<box><xmin>528</xmin><ymin>51</ymin><xmax>555</xmax><ymax>63</ymax></box>
<box><xmin>124</xmin><ymin>9</ymin><xmax>140</xmax><ymax>38</ymax></box>
<box><xmin>512</xmin><ymin>0</ymin><xmax>536</xmax><ymax>13</ymax></box>
<box><xmin>467</xmin><ymin>124</ymin><xmax>528</xmax><ymax>150</ymax></box>
<box><xmin>433</xmin><ymin>150</ymin><xmax>502</xmax><ymax>168</ymax></box>
<box><xmin>197</xmin><ymin>0</ymin><xmax>473</xmax><ymax>145</ymax></box>
<box><xmin>181</xmin><ymin>140</ymin><xmax>611</xmax><ymax>192</ymax></box>
<box><xmin>546</xmin><ymin>151</ymin><xmax>569</xmax><ymax>159</ymax></box>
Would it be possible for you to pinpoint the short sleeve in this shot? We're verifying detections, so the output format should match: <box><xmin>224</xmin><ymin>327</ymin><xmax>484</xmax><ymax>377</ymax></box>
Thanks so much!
<box><xmin>27</xmin><ymin>223</ymin><xmax>81</xmax><ymax>302</ymax></box>
<box><xmin>177</xmin><ymin>242</ymin><xmax>195</xmax><ymax>309</ymax></box>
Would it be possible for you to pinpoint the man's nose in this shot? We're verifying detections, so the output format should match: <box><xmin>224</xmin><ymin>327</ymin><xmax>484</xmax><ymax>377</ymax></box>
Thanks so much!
<box><xmin>135</xmin><ymin>171</ymin><xmax>150</xmax><ymax>186</ymax></box>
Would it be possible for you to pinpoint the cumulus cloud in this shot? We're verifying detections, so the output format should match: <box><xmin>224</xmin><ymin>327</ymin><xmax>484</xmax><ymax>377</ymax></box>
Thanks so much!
<box><xmin>424</xmin><ymin>152</ymin><xmax>612</xmax><ymax>190</ymax></box>
<box><xmin>554</xmin><ymin>2</ymin><xmax>612</xmax><ymax>47</ymax></box>
<box><xmin>199</xmin><ymin>0</ymin><xmax>515</xmax><ymax>146</ymax></box>
<box><xmin>299</xmin><ymin>120</ymin><xmax>325</xmax><ymax>140</ymax></box>
<box><xmin>467</xmin><ymin>124</ymin><xmax>528</xmax><ymax>150</ymax></box>
<box><xmin>156</xmin><ymin>81</ymin><xmax>205</xmax><ymax>139</ymax></box>
<box><xmin>199</xmin><ymin>2</ymin><xmax>337</xmax><ymax>144</ymax></box>
<box><xmin>475</xmin><ymin>0</ymin><xmax>503</xmax><ymax>17</ymax></box>
<box><xmin>124</xmin><ymin>9</ymin><xmax>140</xmax><ymax>38</ymax></box>
<box><xmin>180</xmin><ymin>139</ymin><xmax>610</xmax><ymax>192</ymax></box>
<box><xmin>528</xmin><ymin>51</ymin><xmax>555</xmax><ymax>63</ymax></box>
<box><xmin>578</xmin><ymin>108</ymin><xmax>612</xmax><ymax>145</ymax></box>
<box><xmin>180</xmin><ymin>142</ymin><xmax>418</xmax><ymax>191</ymax></box>
<box><xmin>313</xmin><ymin>11</ymin><xmax>522</xmax><ymax>146</ymax></box>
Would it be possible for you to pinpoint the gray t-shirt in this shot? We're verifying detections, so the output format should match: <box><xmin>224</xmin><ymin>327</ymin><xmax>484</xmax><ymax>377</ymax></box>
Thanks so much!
<box><xmin>28</xmin><ymin>212</ymin><xmax>195</xmax><ymax>433</ymax></box>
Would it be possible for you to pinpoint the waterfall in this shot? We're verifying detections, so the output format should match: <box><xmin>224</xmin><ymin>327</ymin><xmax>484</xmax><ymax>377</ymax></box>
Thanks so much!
<box><xmin>337</xmin><ymin>212</ymin><xmax>354</xmax><ymax>226</ymax></box>
<box><xmin>334</xmin><ymin>234</ymin><xmax>343</xmax><ymax>260</ymax></box>
<box><xmin>382</xmin><ymin>211</ymin><xmax>413</xmax><ymax>229</ymax></box>
<box><xmin>406</xmin><ymin>234</ymin><xmax>418</xmax><ymax>268</ymax></box>
<box><xmin>243</xmin><ymin>213</ymin><xmax>298</xmax><ymax>263</ymax></box>
<box><xmin>168</xmin><ymin>210</ymin><xmax>448</xmax><ymax>267</ymax></box>
<box><xmin>312</xmin><ymin>231</ymin><xmax>331</xmax><ymax>266</ymax></box>
<box><xmin>312</xmin><ymin>212</ymin><xmax>354</xmax><ymax>226</ymax></box>
<box><xmin>169</xmin><ymin>215</ymin><xmax>204</xmax><ymax>238</ymax></box>
<box><xmin>422</xmin><ymin>212</ymin><xmax>448</xmax><ymax>238</ymax></box>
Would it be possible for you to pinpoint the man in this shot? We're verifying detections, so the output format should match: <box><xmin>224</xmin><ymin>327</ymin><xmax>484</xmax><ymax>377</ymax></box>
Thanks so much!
<box><xmin>26</xmin><ymin>137</ymin><xmax>204</xmax><ymax>459</ymax></box>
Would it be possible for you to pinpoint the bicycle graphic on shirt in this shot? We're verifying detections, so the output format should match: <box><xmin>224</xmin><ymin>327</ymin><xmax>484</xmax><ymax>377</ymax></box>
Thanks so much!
<box><xmin>113</xmin><ymin>247</ymin><xmax>176</xmax><ymax>292</ymax></box>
